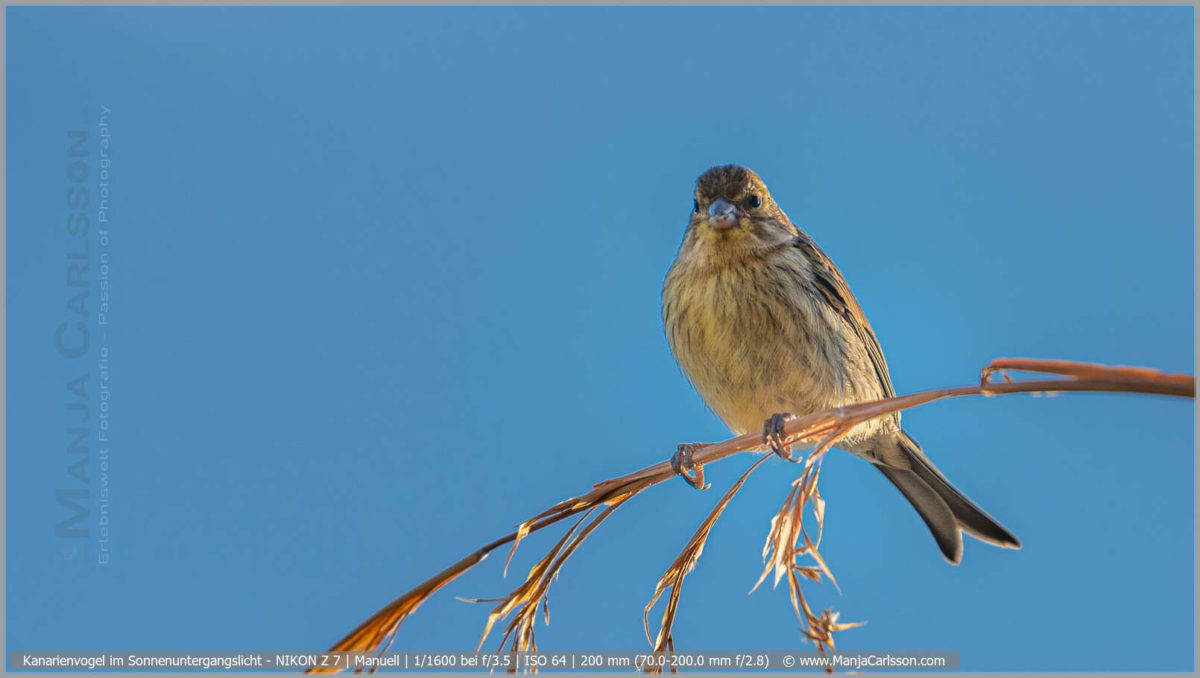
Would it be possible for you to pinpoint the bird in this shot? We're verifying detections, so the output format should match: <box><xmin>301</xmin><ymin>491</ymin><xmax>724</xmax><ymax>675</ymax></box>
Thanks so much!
<box><xmin>661</xmin><ymin>164</ymin><xmax>1020</xmax><ymax>564</ymax></box>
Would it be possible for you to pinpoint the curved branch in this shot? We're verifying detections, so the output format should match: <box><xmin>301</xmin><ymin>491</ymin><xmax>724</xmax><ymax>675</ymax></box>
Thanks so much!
<box><xmin>308</xmin><ymin>358</ymin><xmax>1193</xmax><ymax>673</ymax></box>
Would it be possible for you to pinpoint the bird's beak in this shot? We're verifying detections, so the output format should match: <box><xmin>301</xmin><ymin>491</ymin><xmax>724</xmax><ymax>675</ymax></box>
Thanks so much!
<box><xmin>706</xmin><ymin>198</ymin><xmax>739</xmax><ymax>230</ymax></box>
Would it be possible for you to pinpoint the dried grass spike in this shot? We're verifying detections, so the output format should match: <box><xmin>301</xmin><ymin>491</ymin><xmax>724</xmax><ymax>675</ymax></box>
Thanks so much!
<box><xmin>644</xmin><ymin>454</ymin><xmax>772</xmax><ymax>661</ymax></box>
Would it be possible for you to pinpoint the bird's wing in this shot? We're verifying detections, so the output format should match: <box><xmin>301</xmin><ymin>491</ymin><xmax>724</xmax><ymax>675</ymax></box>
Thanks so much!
<box><xmin>791</xmin><ymin>234</ymin><xmax>896</xmax><ymax>399</ymax></box>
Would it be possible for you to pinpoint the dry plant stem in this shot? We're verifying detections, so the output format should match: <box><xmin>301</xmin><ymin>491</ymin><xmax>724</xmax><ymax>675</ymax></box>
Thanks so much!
<box><xmin>746</xmin><ymin>447</ymin><xmax>863</xmax><ymax>675</ymax></box>
<box><xmin>309</xmin><ymin>359</ymin><xmax>1194</xmax><ymax>673</ymax></box>
<box><xmin>310</xmin><ymin>483</ymin><xmax>643</xmax><ymax>671</ymax></box>
<box><xmin>477</xmin><ymin>484</ymin><xmax>651</xmax><ymax>659</ymax></box>
<box><xmin>643</xmin><ymin>454</ymin><xmax>773</xmax><ymax>661</ymax></box>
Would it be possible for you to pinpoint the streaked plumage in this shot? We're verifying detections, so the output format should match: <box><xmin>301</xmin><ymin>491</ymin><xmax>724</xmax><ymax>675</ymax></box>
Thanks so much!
<box><xmin>662</xmin><ymin>165</ymin><xmax>1019</xmax><ymax>564</ymax></box>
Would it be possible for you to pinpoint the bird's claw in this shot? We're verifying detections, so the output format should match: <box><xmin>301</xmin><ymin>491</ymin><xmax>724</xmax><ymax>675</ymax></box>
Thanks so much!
<box><xmin>670</xmin><ymin>443</ymin><xmax>710</xmax><ymax>490</ymax></box>
<box><xmin>763</xmin><ymin>413</ymin><xmax>799</xmax><ymax>462</ymax></box>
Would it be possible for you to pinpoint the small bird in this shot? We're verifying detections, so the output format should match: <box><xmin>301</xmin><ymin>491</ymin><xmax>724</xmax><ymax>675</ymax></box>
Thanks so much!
<box><xmin>661</xmin><ymin>164</ymin><xmax>1020</xmax><ymax>564</ymax></box>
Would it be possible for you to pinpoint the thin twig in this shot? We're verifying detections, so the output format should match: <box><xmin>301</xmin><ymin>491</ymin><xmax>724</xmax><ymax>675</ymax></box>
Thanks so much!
<box><xmin>643</xmin><ymin>454</ymin><xmax>772</xmax><ymax>669</ymax></box>
<box><xmin>307</xmin><ymin>358</ymin><xmax>1193</xmax><ymax>674</ymax></box>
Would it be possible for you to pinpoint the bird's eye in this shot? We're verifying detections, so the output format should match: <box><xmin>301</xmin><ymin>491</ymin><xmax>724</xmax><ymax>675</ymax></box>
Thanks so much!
<box><xmin>693</xmin><ymin>199</ymin><xmax>700</xmax><ymax>213</ymax></box>
<box><xmin>745</xmin><ymin>194</ymin><xmax>762</xmax><ymax>209</ymax></box>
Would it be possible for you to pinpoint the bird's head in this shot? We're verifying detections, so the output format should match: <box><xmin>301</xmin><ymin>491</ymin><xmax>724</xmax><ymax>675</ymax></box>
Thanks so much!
<box><xmin>686</xmin><ymin>165</ymin><xmax>797</xmax><ymax>251</ymax></box>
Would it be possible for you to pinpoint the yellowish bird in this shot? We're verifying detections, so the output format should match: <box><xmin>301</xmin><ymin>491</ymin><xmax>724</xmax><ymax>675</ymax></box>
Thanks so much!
<box><xmin>662</xmin><ymin>164</ymin><xmax>1020</xmax><ymax>564</ymax></box>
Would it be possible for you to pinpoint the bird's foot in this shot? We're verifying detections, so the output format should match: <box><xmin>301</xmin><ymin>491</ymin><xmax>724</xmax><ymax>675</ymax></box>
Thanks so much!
<box><xmin>670</xmin><ymin>443</ymin><xmax>710</xmax><ymax>490</ymax></box>
<box><xmin>763</xmin><ymin>413</ymin><xmax>800</xmax><ymax>462</ymax></box>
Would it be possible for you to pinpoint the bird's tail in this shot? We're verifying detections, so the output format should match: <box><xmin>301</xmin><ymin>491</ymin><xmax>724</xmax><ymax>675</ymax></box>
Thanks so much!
<box><xmin>874</xmin><ymin>431</ymin><xmax>1021</xmax><ymax>564</ymax></box>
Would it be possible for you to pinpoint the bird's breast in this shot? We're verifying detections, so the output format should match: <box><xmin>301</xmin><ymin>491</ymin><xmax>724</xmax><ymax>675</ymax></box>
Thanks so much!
<box><xmin>663</xmin><ymin>250</ymin><xmax>849</xmax><ymax>435</ymax></box>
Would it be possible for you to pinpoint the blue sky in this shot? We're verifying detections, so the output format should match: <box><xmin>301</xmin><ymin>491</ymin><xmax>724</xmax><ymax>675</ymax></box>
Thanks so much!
<box><xmin>6</xmin><ymin>6</ymin><xmax>1194</xmax><ymax>672</ymax></box>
